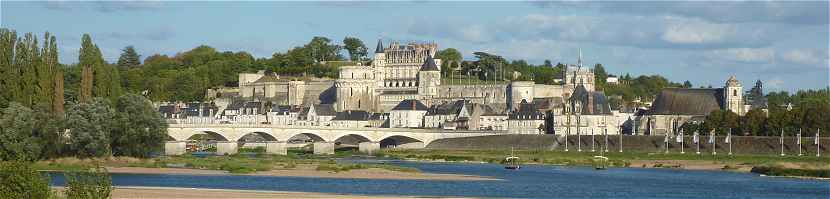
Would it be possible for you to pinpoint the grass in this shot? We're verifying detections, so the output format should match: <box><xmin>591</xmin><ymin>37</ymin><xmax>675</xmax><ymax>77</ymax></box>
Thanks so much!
<box><xmin>751</xmin><ymin>166</ymin><xmax>830</xmax><ymax>178</ymax></box>
<box><xmin>382</xmin><ymin>149</ymin><xmax>830</xmax><ymax>170</ymax></box>
<box><xmin>32</xmin><ymin>149</ymin><xmax>421</xmax><ymax>175</ymax></box>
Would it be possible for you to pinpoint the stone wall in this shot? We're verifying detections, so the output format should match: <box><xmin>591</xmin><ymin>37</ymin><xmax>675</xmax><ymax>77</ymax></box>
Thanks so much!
<box><xmin>427</xmin><ymin>135</ymin><xmax>830</xmax><ymax>155</ymax></box>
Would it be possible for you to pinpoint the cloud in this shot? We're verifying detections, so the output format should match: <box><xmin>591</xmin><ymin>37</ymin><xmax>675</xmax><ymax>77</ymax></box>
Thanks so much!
<box><xmin>781</xmin><ymin>49</ymin><xmax>828</xmax><ymax>66</ymax></box>
<box><xmin>497</xmin><ymin>14</ymin><xmax>774</xmax><ymax>50</ymax></box>
<box><xmin>102</xmin><ymin>27</ymin><xmax>175</xmax><ymax>41</ymax></box>
<box><xmin>532</xmin><ymin>1</ymin><xmax>829</xmax><ymax>25</ymax></box>
<box><xmin>41</xmin><ymin>1</ymin><xmax>163</xmax><ymax>12</ymax></box>
<box><xmin>705</xmin><ymin>48</ymin><xmax>776</xmax><ymax>64</ymax></box>
<box><xmin>406</xmin><ymin>19</ymin><xmax>494</xmax><ymax>43</ymax></box>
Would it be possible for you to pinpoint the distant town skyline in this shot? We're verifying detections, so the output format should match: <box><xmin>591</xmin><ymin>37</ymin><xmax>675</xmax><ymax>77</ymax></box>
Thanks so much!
<box><xmin>2</xmin><ymin>1</ymin><xmax>827</xmax><ymax>92</ymax></box>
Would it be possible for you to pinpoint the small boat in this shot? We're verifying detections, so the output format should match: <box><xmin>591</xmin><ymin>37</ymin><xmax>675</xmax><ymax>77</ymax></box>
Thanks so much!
<box><xmin>593</xmin><ymin>156</ymin><xmax>608</xmax><ymax>170</ymax></box>
<box><xmin>504</xmin><ymin>147</ymin><xmax>520</xmax><ymax>170</ymax></box>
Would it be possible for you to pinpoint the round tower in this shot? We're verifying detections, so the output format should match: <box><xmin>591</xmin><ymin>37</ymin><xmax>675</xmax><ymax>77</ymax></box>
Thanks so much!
<box><xmin>509</xmin><ymin>81</ymin><xmax>535</xmax><ymax>110</ymax></box>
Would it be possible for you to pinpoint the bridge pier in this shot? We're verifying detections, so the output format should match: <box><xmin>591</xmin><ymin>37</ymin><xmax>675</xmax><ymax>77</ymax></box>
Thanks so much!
<box><xmin>265</xmin><ymin>141</ymin><xmax>287</xmax><ymax>155</ymax></box>
<box><xmin>313</xmin><ymin>142</ymin><xmax>336</xmax><ymax>155</ymax></box>
<box><xmin>164</xmin><ymin>141</ymin><xmax>187</xmax><ymax>156</ymax></box>
<box><xmin>359</xmin><ymin>142</ymin><xmax>380</xmax><ymax>155</ymax></box>
<box><xmin>216</xmin><ymin>141</ymin><xmax>238</xmax><ymax>155</ymax></box>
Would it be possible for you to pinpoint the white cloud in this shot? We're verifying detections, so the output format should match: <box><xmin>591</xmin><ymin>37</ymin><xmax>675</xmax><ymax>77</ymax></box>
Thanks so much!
<box><xmin>661</xmin><ymin>20</ymin><xmax>732</xmax><ymax>44</ymax></box>
<box><xmin>706</xmin><ymin>48</ymin><xmax>775</xmax><ymax>63</ymax></box>
<box><xmin>781</xmin><ymin>49</ymin><xmax>828</xmax><ymax>66</ymax></box>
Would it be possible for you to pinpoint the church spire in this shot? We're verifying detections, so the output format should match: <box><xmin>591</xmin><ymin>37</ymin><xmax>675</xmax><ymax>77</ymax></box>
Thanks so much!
<box><xmin>577</xmin><ymin>48</ymin><xmax>583</xmax><ymax>68</ymax></box>
<box><xmin>375</xmin><ymin>39</ymin><xmax>384</xmax><ymax>53</ymax></box>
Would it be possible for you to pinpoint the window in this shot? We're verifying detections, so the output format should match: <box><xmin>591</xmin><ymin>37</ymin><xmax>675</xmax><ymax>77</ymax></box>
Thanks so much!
<box><xmin>733</xmin><ymin>90</ymin><xmax>737</xmax><ymax>96</ymax></box>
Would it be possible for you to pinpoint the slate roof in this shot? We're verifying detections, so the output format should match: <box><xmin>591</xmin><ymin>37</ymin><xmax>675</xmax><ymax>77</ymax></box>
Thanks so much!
<box><xmin>312</xmin><ymin>104</ymin><xmax>336</xmax><ymax>116</ymax></box>
<box><xmin>510</xmin><ymin>101</ymin><xmax>545</xmax><ymax>120</ymax></box>
<box><xmin>332</xmin><ymin>110</ymin><xmax>372</xmax><ymax>121</ymax></box>
<box><xmin>391</xmin><ymin>99</ymin><xmax>428</xmax><ymax>111</ymax></box>
<box><xmin>158</xmin><ymin>105</ymin><xmax>179</xmax><ymax>115</ymax></box>
<box><xmin>375</xmin><ymin>39</ymin><xmax>384</xmax><ymax>53</ymax></box>
<box><xmin>271</xmin><ymin>105</ymin><xmax>293</xmax><ymax>114</ymax></box>
<box><xmin>252</xmin><ymin>75</ymin><xmax>283</xmax><ymax>83</ymax></box>
<box><xmin>184</xmin><ymin>103</ymin><xmax>218</xmax><ymax>117</ymax></box>
<box><xmin>420</xmin><ymin>54</ymin><xmax>440</xmax><ymax>71</ymax></box>
<box><xmin>648</xmin><ymin>88</ymin><xmax>724</xmax><ymax>115</ymax></box>
<box><xmin>569</xmin><ymin>85</ymin><xmax>613</xmax><ymax>115</ymax></box>
<box><xmin>427</xmin><ymin>100</ymin><xmax>465</xmax><ymax>115</ymax></box>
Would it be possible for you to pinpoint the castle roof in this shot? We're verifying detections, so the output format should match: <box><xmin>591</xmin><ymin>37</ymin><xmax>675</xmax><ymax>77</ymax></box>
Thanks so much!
<box><xmin>420</xmin><ymin>54</ymin><xmax>440</xmax><ymax>71</ymax></box>
<box><xmin>569</xmin><ymin>85</ymin><xmax>612</xmax><ymax>115</ymax></box>
<box><xmin>333</xmin><ymin>110</ymin><xmax>371</xmax><ymax>121</ymax></box>
<box><xmin>375</xmin><ymin>39</ymin><xmax>384</xmax><ymax>53</ymax></box>
<box><xmin>391</xmin><ymin>99</ymin><xmax>428</xmax><ymax>111</ymax></box>
<box><xmin>648</xmin><ymin>88</ymin><xmax>725</xmax><ymax>116</ymax></box>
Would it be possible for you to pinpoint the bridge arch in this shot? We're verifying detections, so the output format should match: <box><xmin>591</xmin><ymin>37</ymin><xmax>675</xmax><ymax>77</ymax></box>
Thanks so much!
<box><xmin>189</xmin><ymin>131</ymin><xmax>229</xmax><ymax>142</ymax></box>
<box><xmin>285</xmin><ymin>132</ymin><xmax>328</xmax><ymax>143</ymax></box>
<box><xmin>379</xmin><ymin>135</ymin><xmax>426</xmax><ymax>149</ymax></box>
<box><xmin>333</xmin><ymin>134</ymin><xmax>372</xmax><ymax>145</ymax></box>
<box><xmin>236</xmin><ymin>131</ymin><xmax>278</xmax><ymax>142</ymax></box>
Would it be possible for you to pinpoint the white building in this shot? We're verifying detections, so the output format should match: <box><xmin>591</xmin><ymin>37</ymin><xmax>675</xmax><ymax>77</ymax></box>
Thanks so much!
<box><xmin>389</xmin><ymin>99</ymin><xmax>428</xmax><ymax>128</ymax></box>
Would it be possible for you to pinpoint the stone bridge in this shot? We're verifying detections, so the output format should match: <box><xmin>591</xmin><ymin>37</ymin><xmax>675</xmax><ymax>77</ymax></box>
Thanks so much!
<box><xmin>165</xmin><ymin>124</ymin><xmax>503</xmax><ymax>155</ymax></box>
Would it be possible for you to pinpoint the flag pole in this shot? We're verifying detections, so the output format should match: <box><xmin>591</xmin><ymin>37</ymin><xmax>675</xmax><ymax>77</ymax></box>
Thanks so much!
<box><xmin>663</xmin><ymin>133</ymin><xmax>669</xmax><ymax>154</ymax></box>
<box><xmin>817</xmin><ymin>128</ymin><xmax>821</xmax><ymax>157</ymax></box>
<box><xmin>604</xmin><ymin>128</ymin><xmax>609</xmax><ymax>152</ymax></box>
<box><xmin>618</xmin><ymin>127</ymin><xmax>623</xmax><ymax>153</ymax></box>
<box><xmin>680</xmin><ymin>129</ymin><xmax>685</xmax><ymax>154</ymax></box>
<box><xmin>728</xmin><ymin>128</ymin><xmax>732</xmax><ymax>156</ymax></box>
<box><xmin>798</xmin><ymin>128</ymin><xmax>803</xmax><ymax>156</ymax></box>
<box><xmin>695</xmin><ymin>131</ymin><xmax>700</xmax><ymax>155</ymax></box>
<box><xmin>591</xmin><ymin>128</ymin><xmax>595</xmax><ymax>152</ymax></box>
<box><xmin>780</xmin><ymin>128</ymin><xmax>785</xmax><ymax>156</ymax></box>
<box><xmin>712</xmin><ymin>130</ymin><xmax>717</xmax><ymax>156</ymax></box>
<box><xmin>578</xmin><ymin>127</ymin><xmax>582</xmax><ymax>152</ymax></box>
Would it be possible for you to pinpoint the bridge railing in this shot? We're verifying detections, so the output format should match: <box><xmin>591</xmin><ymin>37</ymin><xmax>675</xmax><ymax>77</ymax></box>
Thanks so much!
<box><xmin>167</xmin><ymin>123</ymin><xmax>510</xmax><ymax>134</ymax></box>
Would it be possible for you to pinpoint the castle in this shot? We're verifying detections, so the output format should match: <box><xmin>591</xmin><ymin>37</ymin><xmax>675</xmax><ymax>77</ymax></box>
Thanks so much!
<box><xmin>334</xmin><ymin>40</ymin><xmax>596</xmax><ymax>113</ymax></box>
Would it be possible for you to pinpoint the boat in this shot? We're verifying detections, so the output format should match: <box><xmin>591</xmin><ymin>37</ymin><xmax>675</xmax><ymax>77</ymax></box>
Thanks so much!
<box><xmin>593</xmin><ymin>156</ymin><xmax>608</xmax><ymax>170</ymax></box>
<box><xmin>504</xmin><ymin>147</ymin><xmax>520</xmax><ymax>170</ymax></box>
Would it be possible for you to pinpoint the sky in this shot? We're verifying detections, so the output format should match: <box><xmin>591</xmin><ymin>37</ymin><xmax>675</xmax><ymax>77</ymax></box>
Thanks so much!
<box><xmin>1</xmin><ymin>1</ymin><xmax>828</xmax><ymax>92</ymax></box>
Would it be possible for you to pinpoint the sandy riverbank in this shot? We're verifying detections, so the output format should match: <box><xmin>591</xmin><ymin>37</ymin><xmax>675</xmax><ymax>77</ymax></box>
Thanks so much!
<box><xmin>104</xmin><ymin>165</ymin><xmax>499</xmax><ymax>181</ymax></box>
<box><xmin>53</xmin><ymin>186</ymin><xmax>453</xmax><ymax>199</ymax></box>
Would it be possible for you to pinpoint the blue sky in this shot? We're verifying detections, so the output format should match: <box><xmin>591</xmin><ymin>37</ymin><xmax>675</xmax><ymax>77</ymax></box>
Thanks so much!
<box><xmin>2</xmin><ymin>1</ymin><xmax>828</xmax><ymax>92</ymax></box>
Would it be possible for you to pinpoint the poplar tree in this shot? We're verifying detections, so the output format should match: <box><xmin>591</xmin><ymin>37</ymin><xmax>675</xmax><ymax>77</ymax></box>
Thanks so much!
<box><xmin>0</xmin><ymin>29</ymin><xmax>16</xmax><ymax>107</ymax></box>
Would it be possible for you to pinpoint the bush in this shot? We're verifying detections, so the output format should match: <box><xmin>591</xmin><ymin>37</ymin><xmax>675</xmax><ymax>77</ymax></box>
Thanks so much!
<box><xmin>64</xmin><ymin>167</ymin><xmax>112</xmax><ymax>199</ymax></box>
<box><xmin>0</xmin><ymin>162</ymin><xmax>53</xmax><ymax>199</ymax></box>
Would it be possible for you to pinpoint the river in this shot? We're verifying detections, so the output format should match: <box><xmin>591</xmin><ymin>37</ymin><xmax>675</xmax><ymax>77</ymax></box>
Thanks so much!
<box><xmin>49</xmin><ymin>160</ymin><xmax>829</xmax><ymax>198</ymax></box>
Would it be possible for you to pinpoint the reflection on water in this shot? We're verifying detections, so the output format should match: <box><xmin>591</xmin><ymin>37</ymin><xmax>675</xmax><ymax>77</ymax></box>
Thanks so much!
<box><xmin>49</xmin><ymin>160</ymin><xmax>829</xmax><ymax>199</ymax></box>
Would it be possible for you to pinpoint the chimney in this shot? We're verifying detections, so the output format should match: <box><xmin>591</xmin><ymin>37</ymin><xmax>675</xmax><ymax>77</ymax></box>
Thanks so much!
<box><xmin>411</xmin><ymin>100</ymin><xmax>416</xmax><ymax>110</ymax></box>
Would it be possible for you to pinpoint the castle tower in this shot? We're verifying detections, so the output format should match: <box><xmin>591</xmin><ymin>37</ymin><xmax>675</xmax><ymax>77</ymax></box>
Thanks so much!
<box><xmin>724</xmin><ymin>75</ymin><xmax>744</xmax><ymax>115</ymax></box>
<box><xmin>372</xmin><ymin>39</ymin><xmax>386</xmax><ymax>88</ymax></box>
<box><xmin>509</xmin><ymin>81</ymin><xmax>535</xmax><ymax>110</ymax></box>
<box><xmin>418</xmin><ymin>54</ymin><xmax>441</xmax><ymax>97</ymax></box>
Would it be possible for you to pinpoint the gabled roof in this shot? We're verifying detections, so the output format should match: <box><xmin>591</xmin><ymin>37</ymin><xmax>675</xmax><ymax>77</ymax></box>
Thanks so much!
<box><xmin>332</xmin><ymin>110</ymin><xmax>371</xmax><ymax>121</ymax></box>
<box><xmin>648</xmin><ymin>88</ymin><xmax>725</xmax><ymax>115</ymax></box>
<box><xmin>427</xmin><ymin>100</ymin><xmax>465</xmax><ymax>115</ymax></box>
<box><xmin>253</xmin><ymin>75</ymin><xmax>283</xmax><ymax>83</ymax></box>
<box><xmin>225</xmin><ymin>101</ymin><xmax>245</xmax><ymax>110</ymax></box>
<box><xmin>391</xmin><ymin>99</ymin><xmax>428</xmax><ymax>111</ymax></box>
<box><xmin>420</xmin><ymin>54</ymin><xmax>440</xmax><ymax>71</ymax></box>
<box><xmin>569</xmin><ymin>85</ymin><xmax>612</xmax><ymax>115</ymax></box>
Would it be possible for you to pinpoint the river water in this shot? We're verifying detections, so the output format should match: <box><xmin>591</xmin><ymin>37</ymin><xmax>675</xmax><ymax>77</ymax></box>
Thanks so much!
<box><xmin>49</xmin><ymin>160</ymin><xmax>829</xmax><ymax>198</ymax></box>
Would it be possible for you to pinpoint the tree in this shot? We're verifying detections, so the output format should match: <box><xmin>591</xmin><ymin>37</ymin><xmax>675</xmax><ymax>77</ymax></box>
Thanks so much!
<box><xmin>64</xmin><ymin>167</ymin><xmax>112</xmax><ymax>199</ymax></box>
<box><xmin>682</xmin><ymin>80</ymin><xmax>693</xmax><ymax>88</ymax></box>
<box><xmin>110</xmin><ymin>94</ymin><xmax>168</xmax><ymax>158</ymax></box>
<box><xmin>307</xmin><ymin>36</ymin><xmax>341</xmax><ymax>63</ymax></box>
<box><xmin>436</xmin><ymin>48</ymin><xmax>462</xmax><ymax>77</ymax></box>
<box><xmin>342</xmin><ymin>37</ymin><xmax>367</xmax><ymax>61</ymax></box>
<box><xmin>65</xmin><ymin>98</ymin><xmax>114</xmax><ymax>158</ymax></box>
<box><xmin>0</xmin><ymin>162</ymin><xmax>53</xmax><ymax>198</ymax></box>
<box><xmin>79</xmin><ymin>34</ymin><xmax>122</xmax><ymax>102</ymax></box>
<box><xmin>593</xmin><ymin>63</ymin><xmax>607</xmax><ymax>90</ymax></box>
<box><xmin>116</xmin><ymin>46</ymin><xmax>141</xmax><ymax>68</ymax></box>
<box><xmin>543</xmin><ymin>60</ymin><xmax>553</xmax><ymax>68</ymax></box>
<box><xmin>0</xmin><ymin>103</ymin><xmax>43</xmax><ymax>161</ymax></box>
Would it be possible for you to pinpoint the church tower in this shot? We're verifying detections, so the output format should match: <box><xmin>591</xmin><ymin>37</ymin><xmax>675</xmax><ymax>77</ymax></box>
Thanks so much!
<box><xmin>724</xmin><ymin>75</ymin><xmax>744</xmax><ymax>115</ymax></box>
<box><xmin>418</xmin><ymin>54</ymin><xmax>441</xmax><ymax>97</ymax></box>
